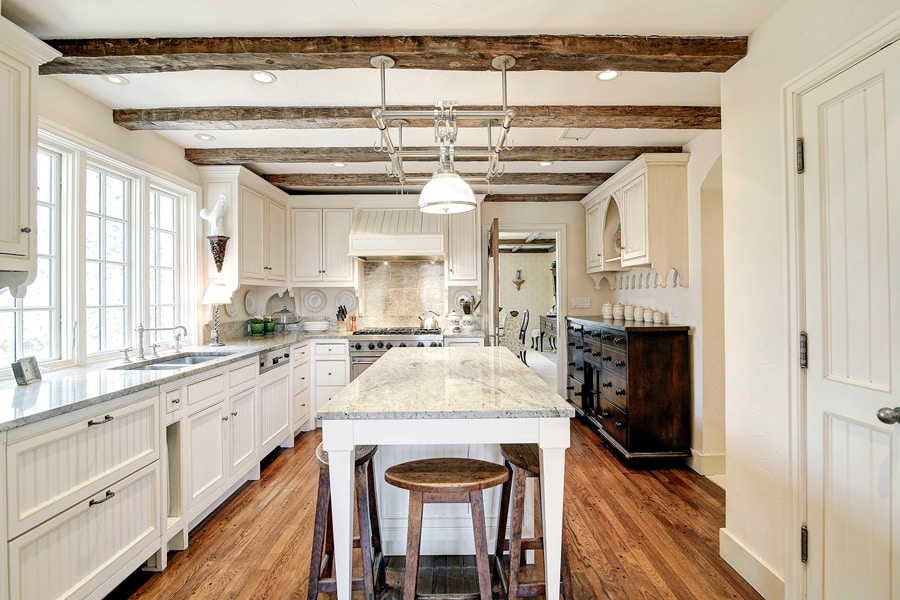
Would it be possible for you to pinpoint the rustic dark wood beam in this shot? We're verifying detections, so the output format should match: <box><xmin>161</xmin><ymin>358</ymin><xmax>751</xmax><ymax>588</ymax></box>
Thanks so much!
<box><xmin>484</xmin><ymin>194</ymin><xmax>585</xmax><ymax>203</ymax></box>
<box><xmin>41</xmin><ymin>35</ymin><xmax>747</xmax><ymax>75</ymax></box>
<box><xmin>498</xmin><ymin>238</ymin><xmax>556</xmax><ymax>245</ymax></box>
<box><xmin>116</xmin><ymin>105</ymin><xmax>719</xmax><ymax>130</ymax></box>
<box><xmin>184</xmin><ymin>145</ymin><xmax>682</xmax><ymax>165</ymax></box>
<box><xmin>499</xmin><ymin>247</ymin><xmax>556</xmax><ymax>253</ymax></box>
<box><xmin>264</xmin><ymin>172</ymin><xmax>612</xmax><ymax>187</ymax></box>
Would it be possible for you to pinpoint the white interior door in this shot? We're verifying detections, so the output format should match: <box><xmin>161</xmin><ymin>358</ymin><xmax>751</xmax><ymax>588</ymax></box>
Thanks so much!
<box><xmin>802</xmin><ymin>39</ymin><xmax>900</xmax><ymax>599</ymax></box>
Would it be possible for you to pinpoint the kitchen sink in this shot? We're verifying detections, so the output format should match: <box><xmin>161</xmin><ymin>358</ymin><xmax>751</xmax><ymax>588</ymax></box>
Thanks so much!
<box><xmin>109</xmin><ymin>352</ymin><xmax>234</xmax><ymax>371</ymax></box>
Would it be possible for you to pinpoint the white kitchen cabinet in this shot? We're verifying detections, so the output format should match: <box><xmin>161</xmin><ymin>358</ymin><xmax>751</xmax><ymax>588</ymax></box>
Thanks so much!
<box><xmin>446</xmin><ymin>209</ymin><xmax>480</xmax><ymax>284</ymax></box>
<box><xmin>227</xmin><ymin>386</ymin><xmax>257</xmax><ymax>478</ymax></box>
<box><xmin>445</xmin><ymin>336</ymin><xmax>485</xmax><ymax>347</ymax></box>
<box><xmin>311</xmin><ymin>340</ymin><xmax>349</xmax><ymax>427</ymax></box>
<box><xmin>4</xmin><ymin>388</ymin><xmax>161</xmax><ymax>600</ymax></box>
<box><xmin>185</xmin><ymin>400</ymin><xmax>228</xmax><ymax>513</ymax></box>
<box><xmin>0</xmin><ymin>19</ymin><xmax>60</xmax><ymax>296</ymax></box>
<box><xmin>581</xmin><ymin>153</ymin><xmax>690</xmax><ymax>283</ymax></box>
<box><xmin>291</xmin><ymin>208</ymin><xmax>355</xmax><ymax>285</ymax></box>
<box><xmin>292</xmin><ymin>342</ymin><xmax>311</xmax><ymax>433</ymax></box>
<box><xmin>238</xmin><ymin>187</ymin><xmax>286</xmax><ymax>284</ymax></box>
<box><xmin>258</xmin><ymin>366</ymin><xmax>292</xmax><ymax>455</ymax></box>
<box><xmin>197</xmin><ymin>166</ymin><xmax>290</xmax><ymax>289</ymax></box>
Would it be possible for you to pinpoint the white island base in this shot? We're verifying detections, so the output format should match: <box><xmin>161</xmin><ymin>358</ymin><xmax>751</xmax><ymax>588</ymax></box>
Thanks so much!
<box><xmin>320</xmin><ymin>347</ymin><xmax>574</xmax><ymax>600</ymax></box>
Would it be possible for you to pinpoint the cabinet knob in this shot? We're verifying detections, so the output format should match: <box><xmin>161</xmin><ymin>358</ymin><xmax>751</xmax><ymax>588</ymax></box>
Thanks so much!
<box><xmin>615</xmin><ymin>389</ymin><xmax>626</xmax><ymax>396</ymax></box>
<box><xmin>222</xmin><ymin>416</ymin><xmax>229</xmax><ymax>421</ymax></box>
<box><xmin>575</xmin><ymin>365</ymin><xmax>583</xmax><ymax>371</ymax></box>
<box><xmin>602</xmin><ymin>355</ymin><xmax>611</xmax><ymax>361</ymax></box>
<box><xmin>592</xmin><ymin>351</ymin><xmax>602</xmax><ymax>357</ymax></box>
<box><xmin>568</xmin><ymin>362</ymin><xmax>576</xmax><ymax>367</ymax></box>
<box><xmin>20</xmin><ymin>227</ymin><xmax>32</xmax><ymax>233</ymax></box>
<box><xmin>573</xmin><ymin>391</ymin><xmax>582</xmax><ymax>397</ymax></box>
<box><xmin>602</xmin><ymin>381</ymin><xmax>612</xmax><ymax>388</ymax></box>
<box><xmin>231</xmin><ymin>411</ymin><xmax>238</xmax><ymax>417</ymax></box>
<box><xmin>566</xmin><ymin>386</ymin><xmax>574</xmax><ymax>391</ymax></box>
<box><xmin>172</xmin><ymin>397</ymin><xmax>180</xmax><ymax>404</ymax></box>
<box><xmin>615</xmin><ymin>421</ymin><xmax>625</xmax><ymax>429</ymax></box>
<box><xmin>615</xmin><ymin>360</ymin><xmax>625</xmax><ymax>367</ymax></box>
<box><xmin>600</xmin><ymin>411</ymin><xmax>610</xmax><ymax>418</ymax></box>
<box><xmin>614</xmin><ymin>336</ymin><xmax>625</xmax><ymax>345</ymax></box>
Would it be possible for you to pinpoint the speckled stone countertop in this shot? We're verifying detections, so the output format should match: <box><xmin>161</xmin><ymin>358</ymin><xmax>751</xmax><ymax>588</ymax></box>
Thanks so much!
<box><xmin>318</xmin><ymin>346</ymin><xmax>574</xmax><ymax>421</ymax></box>
<box><xmin>441</xmin><ymin>328</ymin><xmax>486</xmax><ymax>338</ymax></box>
<box><xmin>0</xmin><ymin>330</ymin><xmax>353</xmax><ymax>432</ymax></box>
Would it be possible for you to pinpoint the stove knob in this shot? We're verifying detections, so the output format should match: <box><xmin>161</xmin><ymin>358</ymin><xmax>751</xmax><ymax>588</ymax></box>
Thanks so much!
<box><xmin>399</xmin><ymin>342</ymin><xmax>407</xmax><ymax>347</ymax></box>
<box><xmin>430</xmin><ymin>342</ymin><xmax>439</xmax><ymax>347</ymax></box>
<box><xmin>377</xmin><ymin>341</ymin><xmax>384</xmax><ymax>349</ymax></box>
<box><xmin>354</xmin><ymin>343</ymin><xmax>362</xmax><ymax>350</ymax></box>
<box><xmin>385</xmin><ymin>342</ymin><xmax>393</xmax><ymax>350</ymax></box>
<box><xmin>368</xmin><ymin>343</ymin><xmax>376</xmax><ymax>350</ymax></box>
<box><xmin>417</xmin><ymin>342</ymin><xmax>425</xmax><ymax>347</ymax></box>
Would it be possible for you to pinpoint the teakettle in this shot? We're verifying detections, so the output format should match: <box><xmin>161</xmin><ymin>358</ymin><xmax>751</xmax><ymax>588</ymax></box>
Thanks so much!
<box><xmin>419</xmin><ymin>310</ymin><xmax>440</xmax><ymax>329</ymax></box>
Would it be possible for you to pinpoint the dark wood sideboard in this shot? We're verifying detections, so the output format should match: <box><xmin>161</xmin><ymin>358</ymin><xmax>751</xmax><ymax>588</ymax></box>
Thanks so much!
<box><xmin>566</xmin><ymin>316</ymin><xmax>691</xmax><ymax>463</ymax></box>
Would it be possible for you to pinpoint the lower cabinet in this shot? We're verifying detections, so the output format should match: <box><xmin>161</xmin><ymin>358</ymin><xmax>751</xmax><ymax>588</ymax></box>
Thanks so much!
<box><xmin>311</xmin><ymin>340</ymin><xmax>349</xmax><ymax>426</ymax></box>
<box><xmin>258</xmin><ymin>366</ymin><xmax>292</xmax><ymax>455</ymax></box>
<box><xmin>291</xmin><ymin>341</ymin><xmax>311</xmax><ymax>433</ymax></box>
<box><xmin>186</xmin><ymin>401</ymin><xmax>228</xmax><ymax>514</ymax></box>
<box><xmin>445</xmin><ymin>334</ymin><xmax>485</xmax><ymax>347</ymax></box>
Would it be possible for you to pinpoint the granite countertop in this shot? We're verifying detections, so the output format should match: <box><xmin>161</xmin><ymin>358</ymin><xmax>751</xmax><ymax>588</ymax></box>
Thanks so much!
<box><xmin>442</xmin><ymin>328</ymin><xmax>485</xmax><ymax>338</ymax></box>
<box><xmin>318</xmin><ymin>346</ymin><xmax>574</xmax><ymax>421</ymax></box>
<box><xmin>0</xmin><ymin>330</ymin><xmax>353</xmax><ymax>432</ymax></box>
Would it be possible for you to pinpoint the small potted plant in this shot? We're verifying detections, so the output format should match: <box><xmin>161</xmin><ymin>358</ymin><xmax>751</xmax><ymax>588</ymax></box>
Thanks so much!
<box><xmin>263</xmin><ymin>316</ymin><xmax>276</xmax><ymax>335</ymax></box>
<box><xmin>248</xmin><ymin>317</ymin><xmax>265</xmax><ymax>337</ymax></box>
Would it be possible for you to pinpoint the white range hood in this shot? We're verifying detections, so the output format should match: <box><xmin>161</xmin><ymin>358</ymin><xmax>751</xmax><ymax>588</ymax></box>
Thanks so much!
<box><xmin>348</xmin><ymin>208</ymin><xmax>445</xmax><ymax>261</ymax></box>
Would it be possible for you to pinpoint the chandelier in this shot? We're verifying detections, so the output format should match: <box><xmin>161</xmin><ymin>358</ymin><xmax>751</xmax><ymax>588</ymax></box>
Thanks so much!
<box><xmin>370</xmin><ymin>54</ymin><xmax>517</xmax><ymax>214</ymax></box>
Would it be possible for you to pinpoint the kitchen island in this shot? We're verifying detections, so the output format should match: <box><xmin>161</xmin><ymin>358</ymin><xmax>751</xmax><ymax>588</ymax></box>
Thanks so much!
<box><xmin>319</xmin><ymin>346</ymin><xmax>574</xmax><ymax>600</ymax></box>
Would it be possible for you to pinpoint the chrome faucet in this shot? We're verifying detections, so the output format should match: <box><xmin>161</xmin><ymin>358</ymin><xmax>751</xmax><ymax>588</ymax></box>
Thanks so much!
<box><xmin>136</xmin><ymin>324</ymin><xmax>189</xmax><ymax>359</ymax></box>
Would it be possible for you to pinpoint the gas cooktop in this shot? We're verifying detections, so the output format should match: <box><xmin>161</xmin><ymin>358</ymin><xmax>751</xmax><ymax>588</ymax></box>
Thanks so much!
<box><xmin>353</xmin><ymin>327</ymin><xmax>442</xmax><ymax>336</ymax></box>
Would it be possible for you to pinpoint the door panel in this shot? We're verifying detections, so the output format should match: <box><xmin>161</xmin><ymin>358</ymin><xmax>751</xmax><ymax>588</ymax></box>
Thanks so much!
<box><xmin>802</xmin><ymin>39</ymin><xmax>900</xmax><ymax>599</ymax></box>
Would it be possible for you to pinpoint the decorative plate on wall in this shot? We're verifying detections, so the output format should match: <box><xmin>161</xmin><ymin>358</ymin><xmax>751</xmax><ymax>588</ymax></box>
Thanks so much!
<box><xmin>335</xmin><ymin>289</ymin><xmax>357</xmax><ymax>312</ymax></box>
<box><xmin>224</xmin><ymin>298</ymin><xmax>240</xmax><ymax>317</ymax></box>
<box><xmin>303</xmin><ymin>289</ymin><xmax>327</xmax><ymax>313</ymax></box>
<box><xmin>244</xmin><ymin>290</ymin><xmax>257</xmax><ymax>315</ymax></box>
<box><xmin>454</xmin><ymin>289</ymin><xmax>474</xmax><ymax>310</ymax></box>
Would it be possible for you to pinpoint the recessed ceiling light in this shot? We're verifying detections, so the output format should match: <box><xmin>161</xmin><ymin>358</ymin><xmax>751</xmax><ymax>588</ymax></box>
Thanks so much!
<box><xmin>539</xmin><ymin>161</ymin><xmax>554</xmax><ymax>167</ymax></box>
<box><xmin>103</xmin><ymin>74</ymin><xmax>130</xmax><ymax>85</ymax></box>
<box><xmin>333</xmin><ymin>162</ymin><xmax>346</xmax><ymax>168</ymax></box>
<box><xmin>250</xmin><ymin>71</ymin><xmax>277</xmax><ymax>84</ymax></box>
<box><xmin>195</xmin><ymin>133</ymin><xmax>216</xmax><ymax>141</ymax></box>
<box><xmin>559</xmin><ymin>128</ymin><xmax>594</xmax><ymax>141</ymax></box>
<box><xmin>597</xmin><ymin>69</ymin><xmax>619</xmax><ymax>81</ymax></box>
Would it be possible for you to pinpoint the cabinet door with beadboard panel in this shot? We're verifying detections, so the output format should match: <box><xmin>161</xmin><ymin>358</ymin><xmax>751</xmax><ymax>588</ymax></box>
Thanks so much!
<box><xmin>291</xmin><ymin>208</ymin><xmax>323</xmax><ymax>282</ymax></box>
<box><xmin>620</xmin><ymin>171</ymin><xmax>648</xmax><ymax>264</ymax></box>
<box><xmin>322</xmin><ymin>208</ymin><xmax>354</xmax><ymax>282</ymax></box>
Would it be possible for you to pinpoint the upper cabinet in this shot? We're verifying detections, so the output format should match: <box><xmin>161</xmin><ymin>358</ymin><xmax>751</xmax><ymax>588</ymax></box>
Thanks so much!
<box><xmin>197</xmin><ymin>166</ymin><xmax>289</xmax><ymax>289</ymax></box>
<box><xmin>0</xmin><ymin>19</ymin><xmax>60</xmax><ymax>296</ymax></box>
<box><xmin>291</xmin><ymin>208</ymin><xmax>355</xmax><ymax>286</ymax></box>
<box><xmin>581</xmin><ymin>153</ymin><xmax>690</xmax><ymax>285</ymax></box>
<box><xmin>446</xmin><ymin>209</ymin><xmax>480</xmax><ymax>285</ymax></box>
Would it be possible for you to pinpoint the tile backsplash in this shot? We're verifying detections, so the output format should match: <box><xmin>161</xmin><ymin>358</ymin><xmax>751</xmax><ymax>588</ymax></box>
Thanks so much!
<box><xmin>361</xmin><ymin>261</ymin><xmax>446</xmax><ymax>327</ymax></box>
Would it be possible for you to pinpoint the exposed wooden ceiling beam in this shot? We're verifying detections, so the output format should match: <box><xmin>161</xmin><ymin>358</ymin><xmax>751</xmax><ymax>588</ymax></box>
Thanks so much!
<box><xmin>499</xmin><ymin>247</ymin><xmax>555</xmax><ymax>253</ymax></box>
<box><xmin>41</xmin><ymin>35</ymin><xmax>747</xmax><ymax>75</ymax></box>
<box><xmin>264</xmin><ymin>172</ymin><xmax>612</xmax><ymax>187</ymax></box>
<box><xmin>498</xmin><ymin>238</ymin><xmax>556</xmax><ymax>245</ymax></box>
<box><xmin>116</xmin><ymin>105</ymin><xmax>720</xmax><ymax>130</ymax></box>
<box><xmin>484</xmin><ymin>194</ymin><xmax>585</xmax><ymax>202</ymax></box>
<box><xmin>184</xmin><ymin>145</ymin><xmax>683</xmax><ymax>165</ymax></box>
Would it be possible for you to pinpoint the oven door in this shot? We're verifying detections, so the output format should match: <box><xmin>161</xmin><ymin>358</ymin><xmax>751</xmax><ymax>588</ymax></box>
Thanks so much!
<box><xmin>350</xmin><ymin>353</ymin><xmax>381</xmax><ymax>381</ymax></box>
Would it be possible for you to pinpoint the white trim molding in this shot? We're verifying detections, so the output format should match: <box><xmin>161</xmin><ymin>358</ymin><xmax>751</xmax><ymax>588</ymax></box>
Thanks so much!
<box><xmin>720</xmin><ymin>528</ymin><xmax>784</xmax><ymax>600</ymax></box>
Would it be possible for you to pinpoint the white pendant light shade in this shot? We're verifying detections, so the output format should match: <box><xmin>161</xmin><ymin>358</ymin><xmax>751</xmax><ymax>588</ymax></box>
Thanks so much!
<box><xmin>417</xmin><ymin>172</ymin><xmax>477</xmax><ymax>214</ymax></box>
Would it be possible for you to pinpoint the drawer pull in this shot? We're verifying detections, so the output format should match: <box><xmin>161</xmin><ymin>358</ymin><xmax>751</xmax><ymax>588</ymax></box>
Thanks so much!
<box><xmin>222</xmin><ymin>416</ymin><xmax>229</xmax><ymax>421</ymax></box>
<box><xmin>566</xmin><ymin>386</ymin><xmax>574</xmax><ymax>391</ymax></box>
<box><xmin>615</xmin><ymin>421</ymin><xmax>625</xmax><ymax>429</ymax></box>
<box><xmin>589</xmin><ymin>331</ymin><xmax>601</xmax><ymax>337</ymax></box>
<box><xmin>568</xmin><ymin>362</ymin><xmax>576</xmax><ymax>367</ymax></box>
<box><xmin>602</xmin><ymin>355</ymin><xmax>611</xmax><ymax>362</ymax></box>
<box><xmin>171</xmin><ymin>397</ymin><xmax>181</xmax><ymax>404</ymax></box>
<box><xmin>573</xmin><ymin>391</ymin><xmax>582</xmax><ymax>397</ymax></box>
<box><xmin>614</xmin><ymin>337</ymin><xmax>626</xmax><ymax>345</ymax></box>
<box><xmin>600</xmin><ymin>334</ymin><xmax>612</xmax><ymax>341</ymax></box>
<box><xmin>574</xmin><ymin>345</ymin><xmax>584</xmax><ymax>350</ymax></box>
<box><xmin>602</xmin><ymin>381</ymin><xmax>612</xmax><ymax>388</ymax></box>
<box><xmin>575</xmin><ymin>365</ymin><xmax>583</xmax><ymax>371</ymax></box>
<box><xmin>89</xmin><ymin>490</ymin><xmax>115</xmax><ymax>506</ymax></box>
<box><xmin>231</xmin><ymin>411</ymin><xmax>238</xmax><ymax>417</ymax></box>
<box><xmin>615</xmin><ymin>360</ymin><xmax>626</xmax><ymax>367</ymax></box>
<box><xmin>600</xmin><ymin>411</ymin><xmax>610</xmax><ymax>418</ymax></box>
<box><xmin>592</xmin><ymin>351</ymin><xmax>602</xmax><ymax>357</ymax></box>
<box><xmin>615</xmin><ymin>389</ymin><xmax>626</xmax><ymax>396</ymax></box>
<box><xmin>87</xmin><ymin>415</ymin><xmax>114</xmax><ymax>427</ymax></box>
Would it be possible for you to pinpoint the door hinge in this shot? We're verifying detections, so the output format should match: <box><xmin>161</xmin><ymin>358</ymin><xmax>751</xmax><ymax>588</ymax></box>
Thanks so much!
<box><xmin>801</xmin><ymin>524</ymin><xmax>809</xmax><ymax>563</ymax></box>
<box><xmin>796</xmin><ymin>137</ymin><xmax>805</xmax><ymax>174</ymax></box>
<box><xmin>799</xmin><ymin>331</ymin><xmax>808</xmax><ymax>370</ymax></box>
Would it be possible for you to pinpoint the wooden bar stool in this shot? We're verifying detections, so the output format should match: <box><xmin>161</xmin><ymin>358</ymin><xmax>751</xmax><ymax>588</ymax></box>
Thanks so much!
<box><xmin>385</xmin><ymin>457</ymin><xmax>510</xmax><ymax>600</ymax></box>
<box><xmin>494</xmin><ymin>444</ymin><xmax>573</xmax><ymax>600</ymax></box>
<box><xmin>307</xmin><ymin>443</ymin><xmax>384</xmax><ymax>600</ymax></box>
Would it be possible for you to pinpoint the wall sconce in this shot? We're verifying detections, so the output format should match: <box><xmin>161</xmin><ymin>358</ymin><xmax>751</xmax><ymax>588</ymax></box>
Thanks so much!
<box><xmin>513</xmin><ymin>269</ymin><xmax>525</xmax><ymax>291</ymax></box>
<box><xmin>200</xmin><ymin>194</ymin><xmax>229</xmax><ymax>271</ymax></box>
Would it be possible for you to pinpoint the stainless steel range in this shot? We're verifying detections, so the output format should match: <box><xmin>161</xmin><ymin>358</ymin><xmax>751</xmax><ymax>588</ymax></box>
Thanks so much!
<box><xmin>349</xmin><ymin>327</ymin><xmax>443</xmax><ymax>381</ymax></box>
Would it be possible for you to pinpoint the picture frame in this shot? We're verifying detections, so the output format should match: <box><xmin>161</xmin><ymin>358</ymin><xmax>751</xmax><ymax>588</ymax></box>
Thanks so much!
<box><xmin>11</xmin><ymin>356</ymin><xmax>41</xmax><ymax>385</ymax></box>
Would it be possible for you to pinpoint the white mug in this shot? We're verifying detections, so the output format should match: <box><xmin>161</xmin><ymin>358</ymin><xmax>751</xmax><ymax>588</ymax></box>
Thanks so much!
<box><xmin>633</xmin><ymin>307</ymin><xmax>644</xmax><ymax>322</ymax></box>
<box><xmin>653</xmin><ymin>310</ymin><xmax>666</xmax><ymax>324</ymax></box>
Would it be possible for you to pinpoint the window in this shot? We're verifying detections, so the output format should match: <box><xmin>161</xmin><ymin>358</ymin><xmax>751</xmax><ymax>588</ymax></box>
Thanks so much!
<box><xmin>147</xmin><ymin>187</ymin><xmax>181</xmax><ymax>344</ymax></box>
<box><xmin>0</xmin><ymin>148</ymin><xmax>62</xmax><ymax>364</ymax></box>
<box><xmin>0</xmin><ymin>128</ymin><xmax>197</xmax><ymax>373</ymax></box>
<box><xmin>84</xmin><ymin>166</ymin><xmax>131</xmax><ymax>355</ymax></box>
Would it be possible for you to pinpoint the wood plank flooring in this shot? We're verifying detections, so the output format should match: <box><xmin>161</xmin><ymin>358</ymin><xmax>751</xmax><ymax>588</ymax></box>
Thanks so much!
<box><xmin>108</xmin><ymin>419</ymin><xmax>763</xmax><ymax>599</ymax></box>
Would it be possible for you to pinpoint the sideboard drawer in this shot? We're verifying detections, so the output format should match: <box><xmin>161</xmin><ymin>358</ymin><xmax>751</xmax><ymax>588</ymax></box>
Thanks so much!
<box><xmin>599</xmin><ymin>372</ymin><xmax>628</xmax><ymax>411</ymax></box>
<box><xmin>596</xmin><ymin>399</ymin><xmax>628</xmax><ymax>450</ymax></box>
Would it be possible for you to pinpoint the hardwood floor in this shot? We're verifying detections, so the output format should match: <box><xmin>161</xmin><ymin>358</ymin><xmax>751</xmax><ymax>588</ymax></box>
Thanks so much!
<box><xmin>108</xmin><ymin>419</ymin><xmax>762</xmax><ymax>599</ymax></box>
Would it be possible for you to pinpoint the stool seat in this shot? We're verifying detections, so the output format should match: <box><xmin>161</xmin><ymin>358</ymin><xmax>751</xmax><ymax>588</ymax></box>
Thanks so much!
<box><xmin>385</xmin><ymin>457</ymin><xmax>509</xmax><ymax>493</ymax></box>
<box><xmin>499</xmin><ymin>444</ymin><xmax>540</xmax><ymax>476</ymax></box>
<box><xmin>387</xmin><ymin>457</ymin><xmax>509</xmax><ymax>600</ymax></box>
<box><xmin>316</xmin><ymin>444</ymin><xmax>378</xmax><ymax>467</ymax></box>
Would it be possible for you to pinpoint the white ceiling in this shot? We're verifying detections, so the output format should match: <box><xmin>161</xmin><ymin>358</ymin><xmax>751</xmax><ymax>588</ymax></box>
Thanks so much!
<box><xmin>2</xmin><ymin>0</ymin><xmax>786</xmax><ymax>197</ymax></box>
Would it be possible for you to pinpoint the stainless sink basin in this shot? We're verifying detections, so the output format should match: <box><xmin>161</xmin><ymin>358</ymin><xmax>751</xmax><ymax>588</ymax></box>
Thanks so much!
<box><xmin>110</xmin><ymin>352</ymin><xmax>234</xmax><ymax>371</ymax></box>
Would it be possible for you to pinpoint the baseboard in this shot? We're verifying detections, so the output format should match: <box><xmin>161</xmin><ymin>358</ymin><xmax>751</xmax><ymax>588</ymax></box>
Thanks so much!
<box><xmin>719</xmin><ymin>527</ymin><xmax>784</xmax><ymax>600</ymax></box>
<box><xmin>687</xmin><ymin>448</ymin><xmax>725</xmax><ymax>477</ymax></box>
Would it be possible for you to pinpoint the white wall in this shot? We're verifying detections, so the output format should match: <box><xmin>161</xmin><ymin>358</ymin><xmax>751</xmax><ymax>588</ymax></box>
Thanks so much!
<box><xmin>720</xmin><ymin>2</ymin><xmax>899</xmax><ymax>598</ymax></box>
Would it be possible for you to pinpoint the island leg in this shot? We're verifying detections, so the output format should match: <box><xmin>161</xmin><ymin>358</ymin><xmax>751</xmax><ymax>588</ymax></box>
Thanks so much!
<box><xmin>322</xmin><ymin>420</ymin><xmax>355</xmax><ymax>600</ymax></box>
<box><xmin>539</xmin><ymin>419</ymin><xmax>570</xmax><ymax>599</ymax></box>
